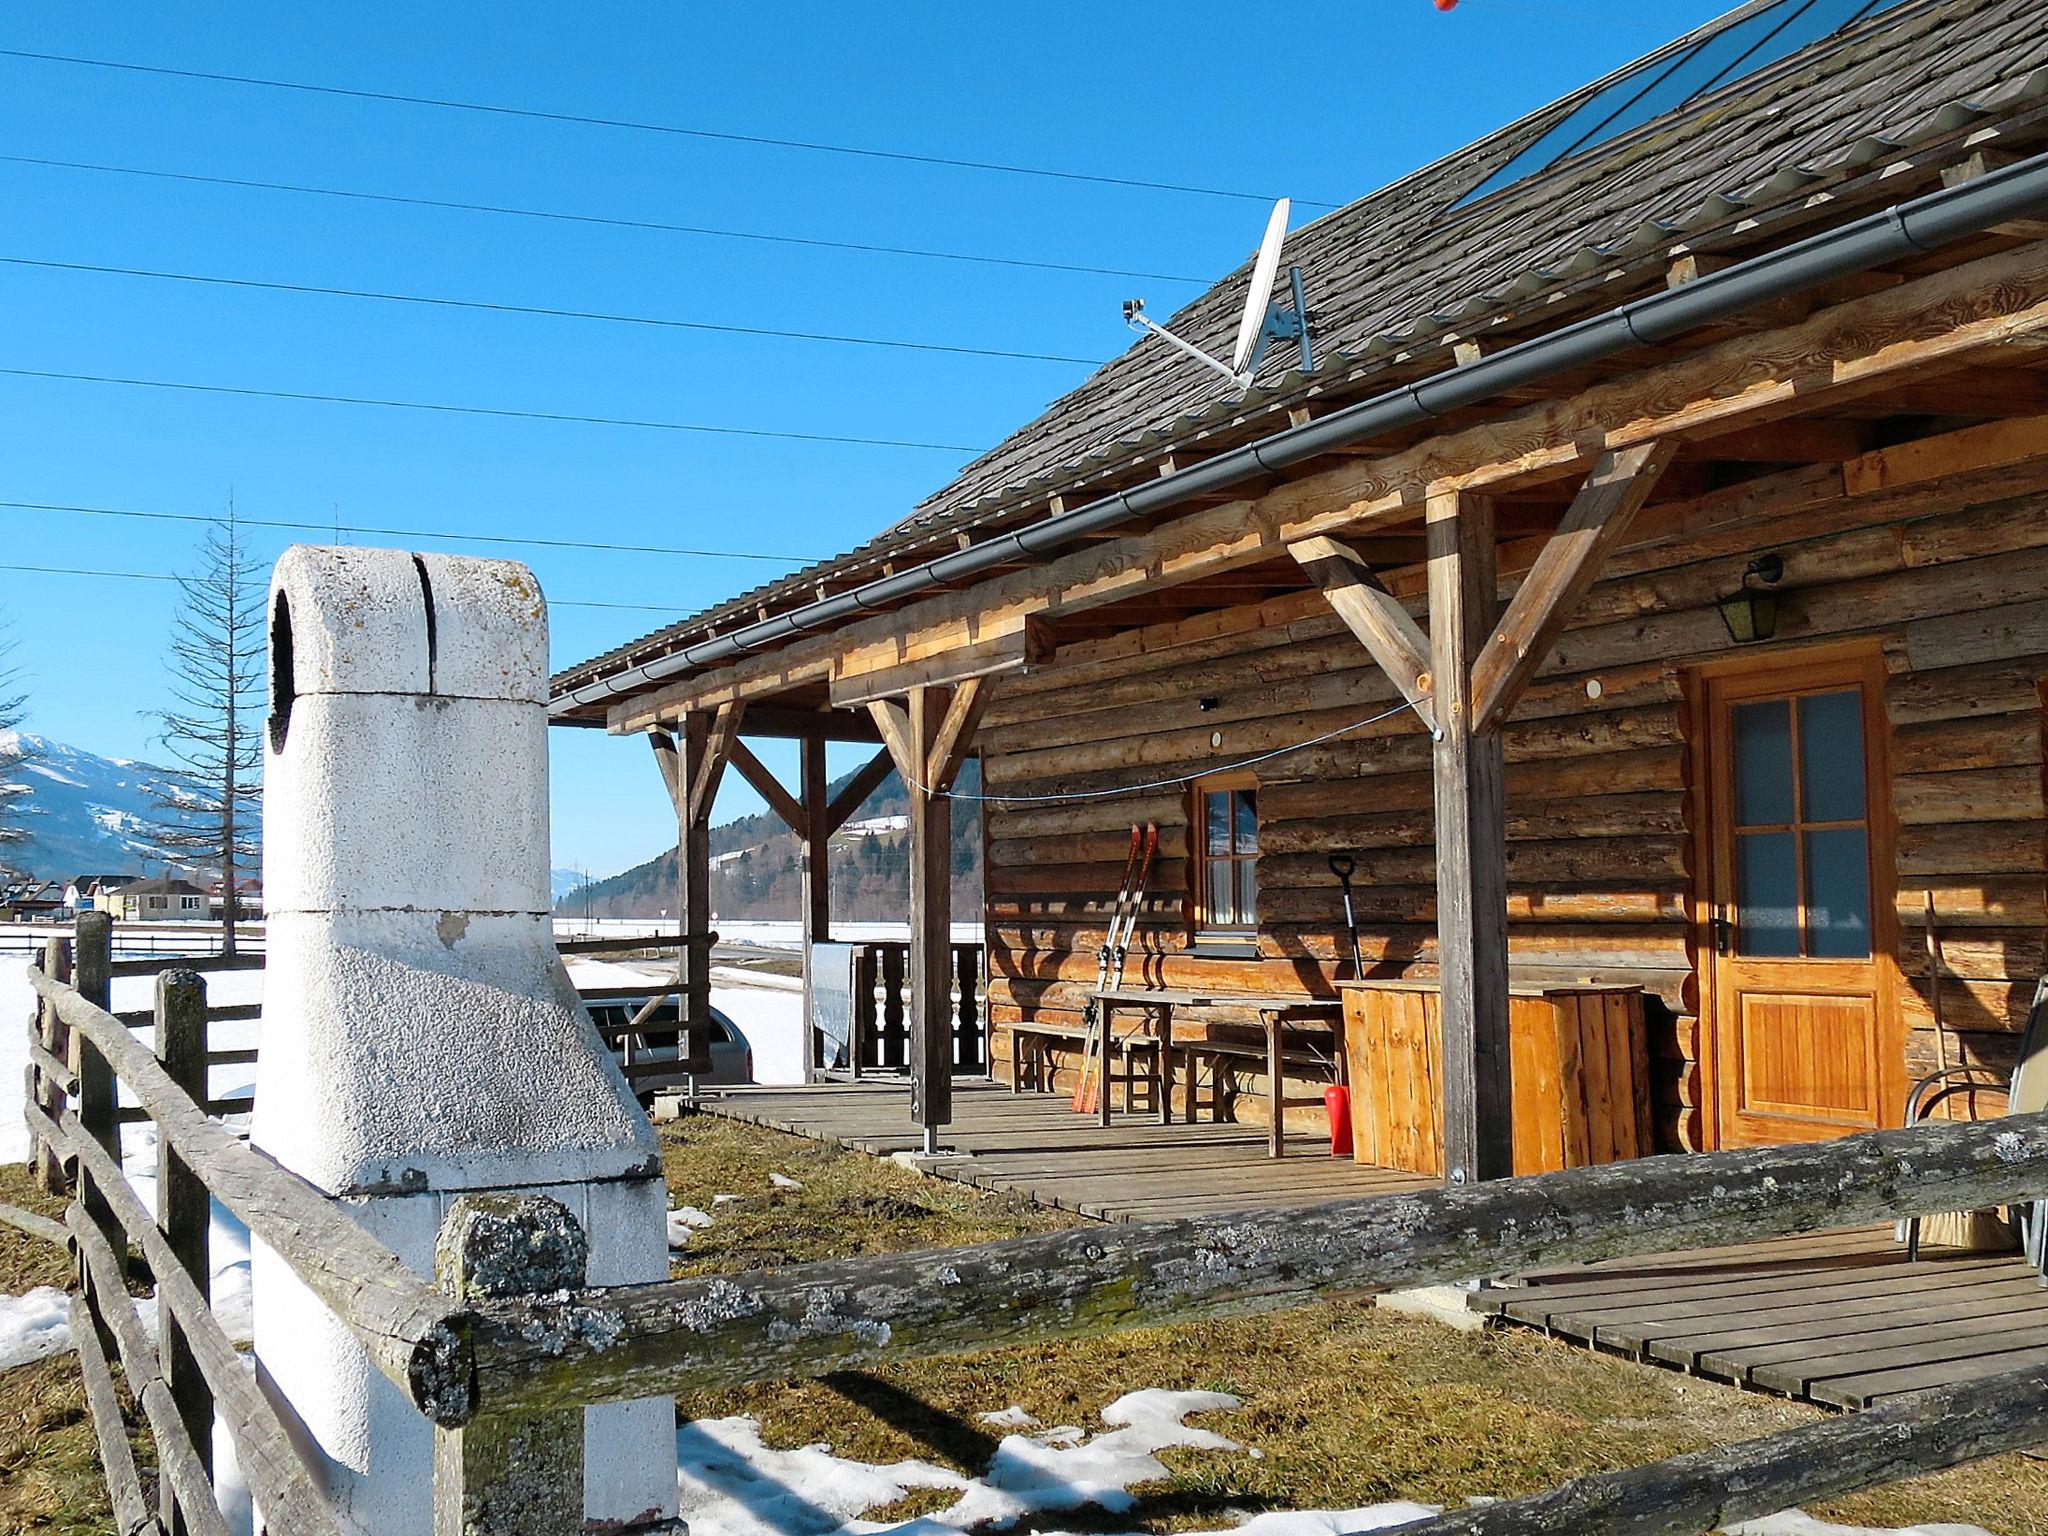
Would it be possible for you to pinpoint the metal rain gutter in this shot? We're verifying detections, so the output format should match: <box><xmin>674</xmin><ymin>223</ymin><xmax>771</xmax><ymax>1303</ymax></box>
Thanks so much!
<box><xmin>554</xmin><ymin>150</ymin><xmax>2048</xmax><ymax>719</ymax></box>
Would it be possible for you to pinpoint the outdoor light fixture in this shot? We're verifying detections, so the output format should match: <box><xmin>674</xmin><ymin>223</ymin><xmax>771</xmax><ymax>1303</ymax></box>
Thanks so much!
<box><xmin>1717</xmin><ymin>553</ymin><xmax>1786</xmax><ymax>644</ymax></box>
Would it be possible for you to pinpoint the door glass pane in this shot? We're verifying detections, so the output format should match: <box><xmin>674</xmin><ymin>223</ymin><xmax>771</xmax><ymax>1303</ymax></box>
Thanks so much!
<box><xmin>1798</xmin><ymin>690</ymin><xmax>1866</xmax><ymax>823</ymax></box>
<box><xmin>1805</xmin><ymin>827</ymin><xmax>1872</xmax><ymax>958</ymax></box>
<box><xmin>1206</xmin><ymin>792</ymin><xmax>1230</xmax><ymax>855</ymax></box>
<box><xmin>1235</xmin><ymin>859</ymin><xmax>1258</xmax><ymax>925</ymax></box>
<box><xmin>1235</xmin><ymin>789</ymin><xmax>1259</xmax><ymax>853</ymax></box>
<box><xmin>1207</xmin><ymin>862</ymin><xmax>1235</xmax><ymax>926</ymax></box>
<box><xmin>1737</xmin><ymin>830</ymin><xmax>1800</xmax><ymax>956</ymax></box>
<box><xmin>1733</xmin><ymin>699</ymin><xmax>1794</xmax><ymax>826</ymax></box>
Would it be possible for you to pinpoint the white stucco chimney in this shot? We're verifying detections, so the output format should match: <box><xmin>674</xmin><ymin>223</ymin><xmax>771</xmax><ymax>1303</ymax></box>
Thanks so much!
<box><xmin>252</xmin><ymin>545</ymin><xmax>675</xmax><ymax>1533</ymax></box>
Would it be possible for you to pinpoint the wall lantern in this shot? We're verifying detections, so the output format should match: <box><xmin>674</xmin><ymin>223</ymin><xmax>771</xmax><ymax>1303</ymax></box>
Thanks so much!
<box><xmin>1717</xmin><ymin>553</ymin><xmax>1786</xmax><ymax>644</ymax></box>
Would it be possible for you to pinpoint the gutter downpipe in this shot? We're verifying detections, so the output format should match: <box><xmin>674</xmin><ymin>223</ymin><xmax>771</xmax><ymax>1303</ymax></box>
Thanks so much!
<box><xmin>555</xmin><ymin>150</ymin><xmax>2048</xmax><ymax>718</ymax></box>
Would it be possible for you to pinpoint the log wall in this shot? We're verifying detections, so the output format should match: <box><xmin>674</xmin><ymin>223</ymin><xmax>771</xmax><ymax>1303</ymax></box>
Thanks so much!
<box><xmin>977</xmin><ymin>450</ymin><xmax>2048</xmax><ymax>1152</ymax></box>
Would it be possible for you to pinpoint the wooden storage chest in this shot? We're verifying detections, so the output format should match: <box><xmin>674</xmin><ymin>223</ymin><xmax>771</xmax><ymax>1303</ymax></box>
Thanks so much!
<box><xmin>1338</xmin><ymin>980</ymin><xmax>1652</xmax><ymax>1176</ymax></box>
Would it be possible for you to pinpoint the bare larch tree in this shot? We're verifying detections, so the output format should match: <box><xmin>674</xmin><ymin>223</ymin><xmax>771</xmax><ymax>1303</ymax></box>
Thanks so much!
<box><xmin>152</xmin><ymin>505</ymin><xmax>264</xmax><ymax>954</ymax></box>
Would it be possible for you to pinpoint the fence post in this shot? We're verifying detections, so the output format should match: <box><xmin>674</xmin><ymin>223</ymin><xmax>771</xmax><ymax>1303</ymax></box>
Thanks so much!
<box><xmin>68</xmin><ymin>911</ymin><xmax>123</xmax><ymax>1356</ymax></box>
<box><xmin>155</xmin><ymin>967</ymin><xmax>214</xmax><ymax>1534</ymax></box>
<box><xmin>432</xmin><ymin>1195</ymin><xmax>587</xmax><ymax>1536</ymax></box>
<box><xmin>30</xmin><ymin>933</ymin><xmax>73</xmax><ymax>1193</ymax></box>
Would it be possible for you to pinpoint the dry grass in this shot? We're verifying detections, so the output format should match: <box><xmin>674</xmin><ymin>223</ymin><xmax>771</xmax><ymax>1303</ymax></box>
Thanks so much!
<box><xmin>0</xmin><ymin>1162</ymin><xmax>146</xmax><ymax>1535</ymax></box>
<box><xmin>663</xmin><ymin>1111</ymin><xmax>2048</xmax><ymax>1535</ymax></box>
<box><xmin>4</xmin><ymin>1111</ymin><xmax>2042</xmax><ymax>1533</ymax></box>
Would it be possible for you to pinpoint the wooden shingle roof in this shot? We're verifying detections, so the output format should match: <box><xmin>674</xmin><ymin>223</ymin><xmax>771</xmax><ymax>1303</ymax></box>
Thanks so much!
<box><xmin>554</xmin><ymin>0</ymin><xmax>2048</xmax><ymax>706</ymax></box>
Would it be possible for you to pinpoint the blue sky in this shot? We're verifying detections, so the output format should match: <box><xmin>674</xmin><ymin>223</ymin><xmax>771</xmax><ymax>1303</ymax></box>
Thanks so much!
<box><xmin>0</xmin><ymin>0</ymin><xmax>1726</xmax><ymax>878</ymax></box>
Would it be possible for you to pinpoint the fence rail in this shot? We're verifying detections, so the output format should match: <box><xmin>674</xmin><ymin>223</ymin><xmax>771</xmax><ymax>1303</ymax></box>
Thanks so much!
<box><xmin>21</xmin><ymin>909</ymin><xmax>2048</xmax><ymax>1535</ymax></box>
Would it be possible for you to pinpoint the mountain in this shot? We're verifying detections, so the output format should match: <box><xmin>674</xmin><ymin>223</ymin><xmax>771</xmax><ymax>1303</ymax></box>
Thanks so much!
<box><xmin>551</xmin><ymin>868</ymin><xmax>591</xmax><ymax>901</ymax></box>
<box><xmin>1</xmin><ymin>732</ymin><xmax>191</xmax><ymax>881</ymax></box>
<box><xmin>559</xmin><ymin>760</ymin><xmax>982</xmax><ymax>922</ymax></box>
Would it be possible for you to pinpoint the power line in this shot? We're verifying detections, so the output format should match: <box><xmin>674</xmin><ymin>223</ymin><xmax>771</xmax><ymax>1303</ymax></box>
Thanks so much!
<box><xmin>0</xmin><ymin>253</ymin><xmax>1106</xmax><ymax>366</ymax></box>
<box><xmin>0</xmin><ymin>367</ymin><xmax>980</xmax><ymax>452</ymax></box>
<box><xmin>0</xmin><ymin>154</ymin><xmax>1211</xmax><ymax>285</ymax></box>
<box><xmin>0</xmin><ymin>48</ymin><xmax>1340</xmax><ymax>209</ymax></box>
<box><xmin>0</xmin><ymin>498</ymin><xmax>820</xmax><ymax>565</ymax></box>
<box><xmin>0</xmin><ymin>562</ymin><xmax>692</xmax><ymax>614</ymax></box>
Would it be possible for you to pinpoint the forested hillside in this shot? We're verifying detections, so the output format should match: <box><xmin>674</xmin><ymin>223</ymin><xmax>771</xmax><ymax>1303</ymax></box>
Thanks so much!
<box><xmin>558</xmin><ymin>759</ymin><xmax>982</xmax><ymax>922</ymax></box>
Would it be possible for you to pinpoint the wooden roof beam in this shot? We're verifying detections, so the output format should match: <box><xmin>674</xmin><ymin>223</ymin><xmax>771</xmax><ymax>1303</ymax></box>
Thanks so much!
<box><xmin>606</xmin><ymin>236</ymin><xmax>2048</xmax><ymax>735</ymax></box>
<box><xmin>1288</xmin><ymin>535</ymin><xmax>1439</xmax><ymax>735</ymax></box>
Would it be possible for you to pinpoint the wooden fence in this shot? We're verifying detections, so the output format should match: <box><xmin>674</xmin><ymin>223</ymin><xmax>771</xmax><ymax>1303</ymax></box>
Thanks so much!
<box><xmin>844</xmin><ymin>940</ymin><xmax>985</xmax><ymax>1075</ymax></box>
<box><xmin>20</xmin><ymin>908</ymin><xmax>2048</xmax><ymax>1535</ymax></box>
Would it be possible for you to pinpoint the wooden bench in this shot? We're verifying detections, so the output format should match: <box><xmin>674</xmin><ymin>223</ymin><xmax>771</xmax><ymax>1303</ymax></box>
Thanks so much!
<box><xmin>1006</xmin><ymin>1017</ymin><xmax>1165</xmax><ymax>1113</ymax></box>
<box><xmin>1089</xmin><ymin>989</ymin><xmax>1346</xmax><ymax>1158</ymax></box>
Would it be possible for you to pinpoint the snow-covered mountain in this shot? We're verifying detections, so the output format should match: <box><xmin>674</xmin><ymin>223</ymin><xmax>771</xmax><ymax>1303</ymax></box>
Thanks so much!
<box><xmin>0</xmin><ymin>732</ymin><xmax>192</xmax><ymax>881</ymax></box>
<box><xmin>552</xmin><ymin>868</ymin><xmax>592</xmax><ymax>901</ymax></box>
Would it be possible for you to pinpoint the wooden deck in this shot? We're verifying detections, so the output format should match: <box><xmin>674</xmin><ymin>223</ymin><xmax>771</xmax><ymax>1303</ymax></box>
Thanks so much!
<box><xmin>698</xmin><ymin>1078</ymin><xmax>1430</xmax><ymax>1221</ymax></box>
<box><xmin>699</xmin><ymin>1081</ymin><xmax>2048</xmax><ymax>1410</ymax></box>
<box><xmin>1471</xmin><ymin>1226</ymin><xmax>2048</xmax><ymax>1408</ymax></box>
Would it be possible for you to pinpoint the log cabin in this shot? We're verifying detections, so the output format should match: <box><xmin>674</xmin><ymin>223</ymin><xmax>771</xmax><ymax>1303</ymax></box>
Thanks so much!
<box><xmin>551</xmin><ymin>0</ymin><xmax>2048</xmax><ymax>1183</ymax></box>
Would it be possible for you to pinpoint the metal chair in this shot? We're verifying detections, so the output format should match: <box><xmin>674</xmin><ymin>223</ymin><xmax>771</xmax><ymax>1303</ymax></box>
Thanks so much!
<box><xmin>1901</xmin><ymin>973</ymin><xmax>2048</xmax><ymax>1275</ymax></box>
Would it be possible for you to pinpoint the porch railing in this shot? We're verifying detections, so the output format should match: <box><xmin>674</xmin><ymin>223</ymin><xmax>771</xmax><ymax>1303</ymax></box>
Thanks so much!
<box><xmin>21</xmin><ymin>907</ymin><xmax>2048</xmax><ymax>1535</ymax></box>
<box><xmin>842</xmin><ymin>940</ymin><xmax>984</xmax><ymax>1076</ymax></box>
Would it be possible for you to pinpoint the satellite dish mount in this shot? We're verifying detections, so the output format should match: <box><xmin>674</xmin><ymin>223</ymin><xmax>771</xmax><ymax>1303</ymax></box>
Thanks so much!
<box><xmin>1123</xmin><ymin>198</ymin><xmax>1314</xmax><ymax>391</ymax></box>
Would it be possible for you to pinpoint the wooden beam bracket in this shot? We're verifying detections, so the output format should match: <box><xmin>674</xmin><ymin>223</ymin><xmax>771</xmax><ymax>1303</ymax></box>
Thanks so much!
<box><xmin>1289</xmin><ymin>535</ymin><xmax>1439</xmax><ymax>735</ymax></box>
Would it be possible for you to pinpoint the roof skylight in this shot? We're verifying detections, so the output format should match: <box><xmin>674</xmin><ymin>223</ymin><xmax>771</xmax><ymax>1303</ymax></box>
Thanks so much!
<box><xmin>1454</xmin><ymin>0</ymin><xmax>1918</xmax><ymax>209</ymax></box>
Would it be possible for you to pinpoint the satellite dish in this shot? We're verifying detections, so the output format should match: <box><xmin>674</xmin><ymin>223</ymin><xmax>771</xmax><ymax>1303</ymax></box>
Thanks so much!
<box><xmin>1230</xmin><ymin>198</ymin><xmax>1291</xmax><ymax>377</ymax></box>
<box><xmin>1122</xmin><ymin>198</ymin><xmax>1315</xmax><ymax>392</ymax></box>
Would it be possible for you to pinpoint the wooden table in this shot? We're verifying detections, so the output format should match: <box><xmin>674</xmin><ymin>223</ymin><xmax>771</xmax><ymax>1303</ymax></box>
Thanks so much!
<box><xmin>1089</xmin><ymin>988</ymin><xmax>1345</xmax><ymax>1157</ymax></box>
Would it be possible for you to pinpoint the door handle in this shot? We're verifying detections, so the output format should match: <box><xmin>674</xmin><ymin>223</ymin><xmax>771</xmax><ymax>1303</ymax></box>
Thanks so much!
<box><xmin>1712</xmin><ymin>914</ymin><xmax>1734</xmax><ymax>956</ymax></box>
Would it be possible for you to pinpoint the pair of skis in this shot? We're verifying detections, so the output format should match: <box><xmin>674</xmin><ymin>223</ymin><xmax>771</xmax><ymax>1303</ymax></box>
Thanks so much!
<box><xmin>1071</xmin><ymin>821</ymin><xmax>1159</xmax><ymax>1115</ymax></box>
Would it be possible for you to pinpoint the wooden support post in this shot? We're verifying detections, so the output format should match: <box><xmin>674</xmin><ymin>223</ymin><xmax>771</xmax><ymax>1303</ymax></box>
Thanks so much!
<box><xmin>155</xmin><ymin>968</ymin><xmax>213</xmax><ymax>1535</ymax></box>
<box><xmin>432</xmin><ymin>1195</ymin><xmax>587</xmax><ymax>1536</ymax></box>
<box><xmin>651</xmin><ymin>706</ymin><xmax>742</xmax><ymax>1062</ymax></box>
<box><xmin>800</xmin><ymin>734</ymin><xmax>832</xmax><ymax>1080</ymax></box>
<box><xmin>868</xmin><ymin>682</ymin><xmax>984</xmax><ymax>1148</ymax></box>
<box><xmin>1427</xmin><ymin>489</ymin><xmax>1514</xmax><ymax>1186</ymax></box>
<box><xmin>31</xmin><ymin>934</ymin><xmax>72</xmax><ymax>1194</ymax></box>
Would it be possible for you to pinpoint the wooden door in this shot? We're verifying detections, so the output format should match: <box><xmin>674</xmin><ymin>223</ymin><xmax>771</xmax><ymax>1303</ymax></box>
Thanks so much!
<box><xmin>1701</xmin><ymin>650</ymin><xmax>1900</xmax><ymax>1148</ymax></box>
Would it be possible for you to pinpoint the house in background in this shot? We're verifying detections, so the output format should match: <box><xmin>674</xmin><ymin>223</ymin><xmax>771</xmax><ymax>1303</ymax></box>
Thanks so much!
<box><xmin>102</xmin><ymin>875</ymin><xmax>210</xmax><ymax>922</ymax></box>
<box><xmin>208</xmin><ymin>876</ymin><xmax>263</xmax><ymax>921</ymax></box>
<box><xmin>0</xmin><ymin>879</ymin><xmax>67</xmax><ymax>920</ymax></box>
<box><xmin>65</xmin><ymin>873</ymin><xmax>141</xmax><ymax>911</ymax></box>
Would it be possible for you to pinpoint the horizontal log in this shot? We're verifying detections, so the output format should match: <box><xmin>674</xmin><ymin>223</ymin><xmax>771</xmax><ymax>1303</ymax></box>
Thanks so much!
<box><xmin>63</xmin><ymin>1108</ymin><xmax>343</xmax><ymax>1535</ymax></box>
<box><xmin>1257</xmin><ymin>791</ymin><xmax>1688</xmax><ymax>856</ymax></box>
<box><xmin>1394</xmin><ymin>1358</ymin><xmax>2048</xmax><ymax>1536</ymax></box>
<box><xmin>1897</xmin><ymin>819</ymin><xmax>2045</xmax><ymax>877</ymax></box>
<box><xmin>107</xmin><ymin>951</ymin><xmax>265</xmax><ymax>978</ymax></box>
<box><xmin>1896</xmin><ymin>877</ymin><xmax>2048</xmax><ymax>929</ymax></box>
<box><xmin>1259</xmin><ymin>747</ymin><xmax>1688</xmax><ymax>818</ymax></box>
<box><xmin>1906</xmin><ymin>596</ymin><xmax>2048</xmax><ymax>673</ymax></box>
<box><xmin>442</xmin><ymin>1110</ymin><xmax>2048</xmax><ymax>1420</ymax></box>
<box><xmin>554</xmin><ymin>932</ymin><xmax>688</xmax><ymax>955</ymax></box>
<box><xmin>64</xmin><ymin>1294</ymin><xmax>155</xmax><ymax>1536</ymax></box>
<box><xmin>26</xmin><ymin>965</ymin><xmax>461</xmax><ymax>1419</ymax></box>
<box><xmin>1891</xmin><ymin>710</ymin><xmax>2043</xmax><ymax>775</ymax></box>
<box><xmin>68</xmin><ymin>1204</ymin><xmax>237</xmax><ymax>1536</ymax></box>
<box><xmin>1897</xmin><ymin>926</ymin><xmax>2045</xmax><ymax>982</ymax></box>
<box><xmin>0</xmin><ymin>1200</ymin><xmax>68</xmax><ymax>1247</ymax></box>
<box><xmin>1894</xmin><ymin>765</ymin><xmax>2045</xmax><ymax>825</ymax></box>
<box><xmin>1900</xmin><ymin>977</ymin><xmax>2040</xmax><ymax>1033</ymax></box>
<box><xmin>1252</xmin><ymin>885</ymin><xmax>1688</xmax><ymax>926</ymax></box>
<box><xmin>985</xmin><ymin>859</ymin><xmax>1188</xmax><ymax>897</ymax></box>
<box><xmin>1886</xmin><ymin>653</ymin><xmax>2048</xmax><ymax>725</ymax></box>
<box><xmin>983</xmin><ymin>792</ymin><xmax>1188</xmax><ymax>841</ymax></box>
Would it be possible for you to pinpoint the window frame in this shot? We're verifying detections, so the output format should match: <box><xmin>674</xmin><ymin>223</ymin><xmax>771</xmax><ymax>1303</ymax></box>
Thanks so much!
<box><xmin>1190</xmin><ymin>770</ymin><xmax>1261</xmax><ymax>943</ymax></box>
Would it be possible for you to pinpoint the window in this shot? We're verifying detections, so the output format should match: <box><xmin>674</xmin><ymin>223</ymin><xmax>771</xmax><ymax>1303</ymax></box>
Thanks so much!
<box><xmin>1194</xmin><ymin>774</ymin><xmax>1259</xmax><ymax>933</ymax></box>
<box><xmin>180</xmin><ymin>895</ymin><xmax>202</xmax><ymax>912</ymax></box>
<box><xmin>1729</xmin><ymin>688</ymin><xmax>1872</xmax><ymax>959</ymax></box>
<box><xmin>1454</xmin><ymin>0</ymin><xmax>1916</xmax><ymax>209</ymax></box>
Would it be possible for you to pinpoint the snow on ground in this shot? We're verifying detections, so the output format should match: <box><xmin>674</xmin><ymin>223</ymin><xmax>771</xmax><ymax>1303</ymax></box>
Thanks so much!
<box><xmin>0</xmin><ymin>1285</ymin><xmax>73</xmax><ymax>1368</ymax></box>
<box><xmin>1727</xmin><ymin>1516</ymin><xmax>1993</xmax><ymax>1536</ymax></box>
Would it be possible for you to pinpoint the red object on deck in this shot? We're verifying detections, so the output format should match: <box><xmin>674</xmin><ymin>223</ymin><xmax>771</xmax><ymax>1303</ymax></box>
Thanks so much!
<box><xmin>1325</xmin><ymin>1085</ymin><xmax>1353</xmax><ymax>1157</ymax></box>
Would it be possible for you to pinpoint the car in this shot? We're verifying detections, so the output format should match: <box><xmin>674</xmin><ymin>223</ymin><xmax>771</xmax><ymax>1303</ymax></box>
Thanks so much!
<box><xmin>581</xmin><ymin>995</ymin><xmax>754</xmax><ymax>1096</ymax></box>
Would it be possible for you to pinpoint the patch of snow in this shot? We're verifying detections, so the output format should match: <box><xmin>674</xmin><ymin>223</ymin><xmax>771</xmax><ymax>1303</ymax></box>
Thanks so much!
<box><xmin>667</xmin><ymin>1207</ymin><xmax>716</xmax><ymax>1250</ymax></box>
<box><xmin>769</xmin><ymin>1172</ymin><xmax>804</xmax><ymax>1191</ymax></box>
<box><xmin>677</xmin><ymin>1415</ymin><xmax>968</xmax><ymax>1536</ymax></box>
<box><xmin>0</xmin><ymin>1287</ymin><xmax>75</xmax><ymax>1369</ymax></box>
<box><xmin>1726</xmin><ymin>1513</ymin><xmax>1995</xmax><ymax>1536</ymax></box>
<box><xmin>713</xmin><ymin>1193</ymin><xmax>742</xmax><ymax>1205</ymax></box>
<box><xmin>672</xmin><ymin>1391</ymin><xmax>1450</xmax><ymax>1536</ymax></box>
